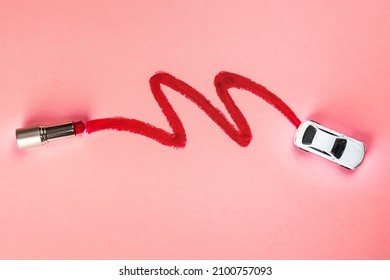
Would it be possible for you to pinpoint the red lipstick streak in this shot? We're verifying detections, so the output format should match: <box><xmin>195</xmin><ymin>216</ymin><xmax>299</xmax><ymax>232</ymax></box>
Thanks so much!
<box><xmin>85</xmin><ymin>71</ymin><xmax>301</xmax><ymax>148</ymax></box>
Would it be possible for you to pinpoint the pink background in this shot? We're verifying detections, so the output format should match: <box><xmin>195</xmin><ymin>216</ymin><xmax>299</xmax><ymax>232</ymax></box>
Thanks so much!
<box><xmin>1</xmin><ymin>0</ymin><xmax>389</xmax><ymax>259</ymax></box>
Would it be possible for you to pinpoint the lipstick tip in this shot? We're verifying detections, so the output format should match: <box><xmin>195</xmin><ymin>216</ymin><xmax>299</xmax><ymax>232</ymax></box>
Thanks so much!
<box><xmin>74</xmin><ymin>121</ymin><xmax>85</xmax><ymax>135</ymax></box>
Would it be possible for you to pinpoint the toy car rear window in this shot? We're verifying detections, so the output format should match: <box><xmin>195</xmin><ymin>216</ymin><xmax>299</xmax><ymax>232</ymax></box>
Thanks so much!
<box><xmin>331</xmin><ymin>138</ymin><xmax>347</xmax><ymax>159</ymax></box>
<box><xmin>302</xmin><ymin>125</ymin><xmax>316</xmax><ymax>145</ymax></box>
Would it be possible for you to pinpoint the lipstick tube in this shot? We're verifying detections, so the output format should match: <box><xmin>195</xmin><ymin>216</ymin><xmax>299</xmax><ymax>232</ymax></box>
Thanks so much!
<box><xmin>16</xmin><ymin>122</ymin><xmax>82</xmax><ymax>149</ymax></box>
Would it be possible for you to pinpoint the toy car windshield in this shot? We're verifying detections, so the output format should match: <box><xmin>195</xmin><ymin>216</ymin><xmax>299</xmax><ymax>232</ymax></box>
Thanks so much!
<box><xmin>331</xmin><ymin>138</ymin><xmax>347</xmax><ymax>159</ymax></box>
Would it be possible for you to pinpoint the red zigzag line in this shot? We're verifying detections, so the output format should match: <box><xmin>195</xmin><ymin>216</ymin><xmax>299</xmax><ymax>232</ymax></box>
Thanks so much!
<box><xmin>85</xmin><ymin>71</ymin><xmax>301</xmax><ymax>148</ymax></box>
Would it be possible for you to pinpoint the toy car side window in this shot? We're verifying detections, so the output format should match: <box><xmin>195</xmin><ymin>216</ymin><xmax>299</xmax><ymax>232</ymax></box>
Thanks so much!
<box><xmin>310</xmin><ymin>147</ymin><xmax>331</xmax><ymax>157</ymax></box>
<box><xmin>302</xmin><ymin>125</ymin><xmax>316</xmax><ymax>145</ymax></box>
<box><xmin>331</xmin><ymin>138</ymin><xmax>347</xmax><ymax>159</ymax></box>
<box><xmin>318</xmin><ymin>127</ymin><xmax>337</xmax><ymax>136</ymax></box>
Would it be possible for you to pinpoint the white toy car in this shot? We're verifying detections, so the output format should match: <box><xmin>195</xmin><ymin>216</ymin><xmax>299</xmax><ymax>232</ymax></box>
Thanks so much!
<box><xmin>294</xmin><ymin>120</ymin><xmax>365</xmax><ymax>170</ymax></box>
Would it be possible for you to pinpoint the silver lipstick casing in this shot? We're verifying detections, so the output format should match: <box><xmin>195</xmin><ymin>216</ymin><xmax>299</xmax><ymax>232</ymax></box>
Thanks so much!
<box><xmin>16</xmin><ymin>122</ymin><xmax>76</xmax><ymax>149</ymax></box>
